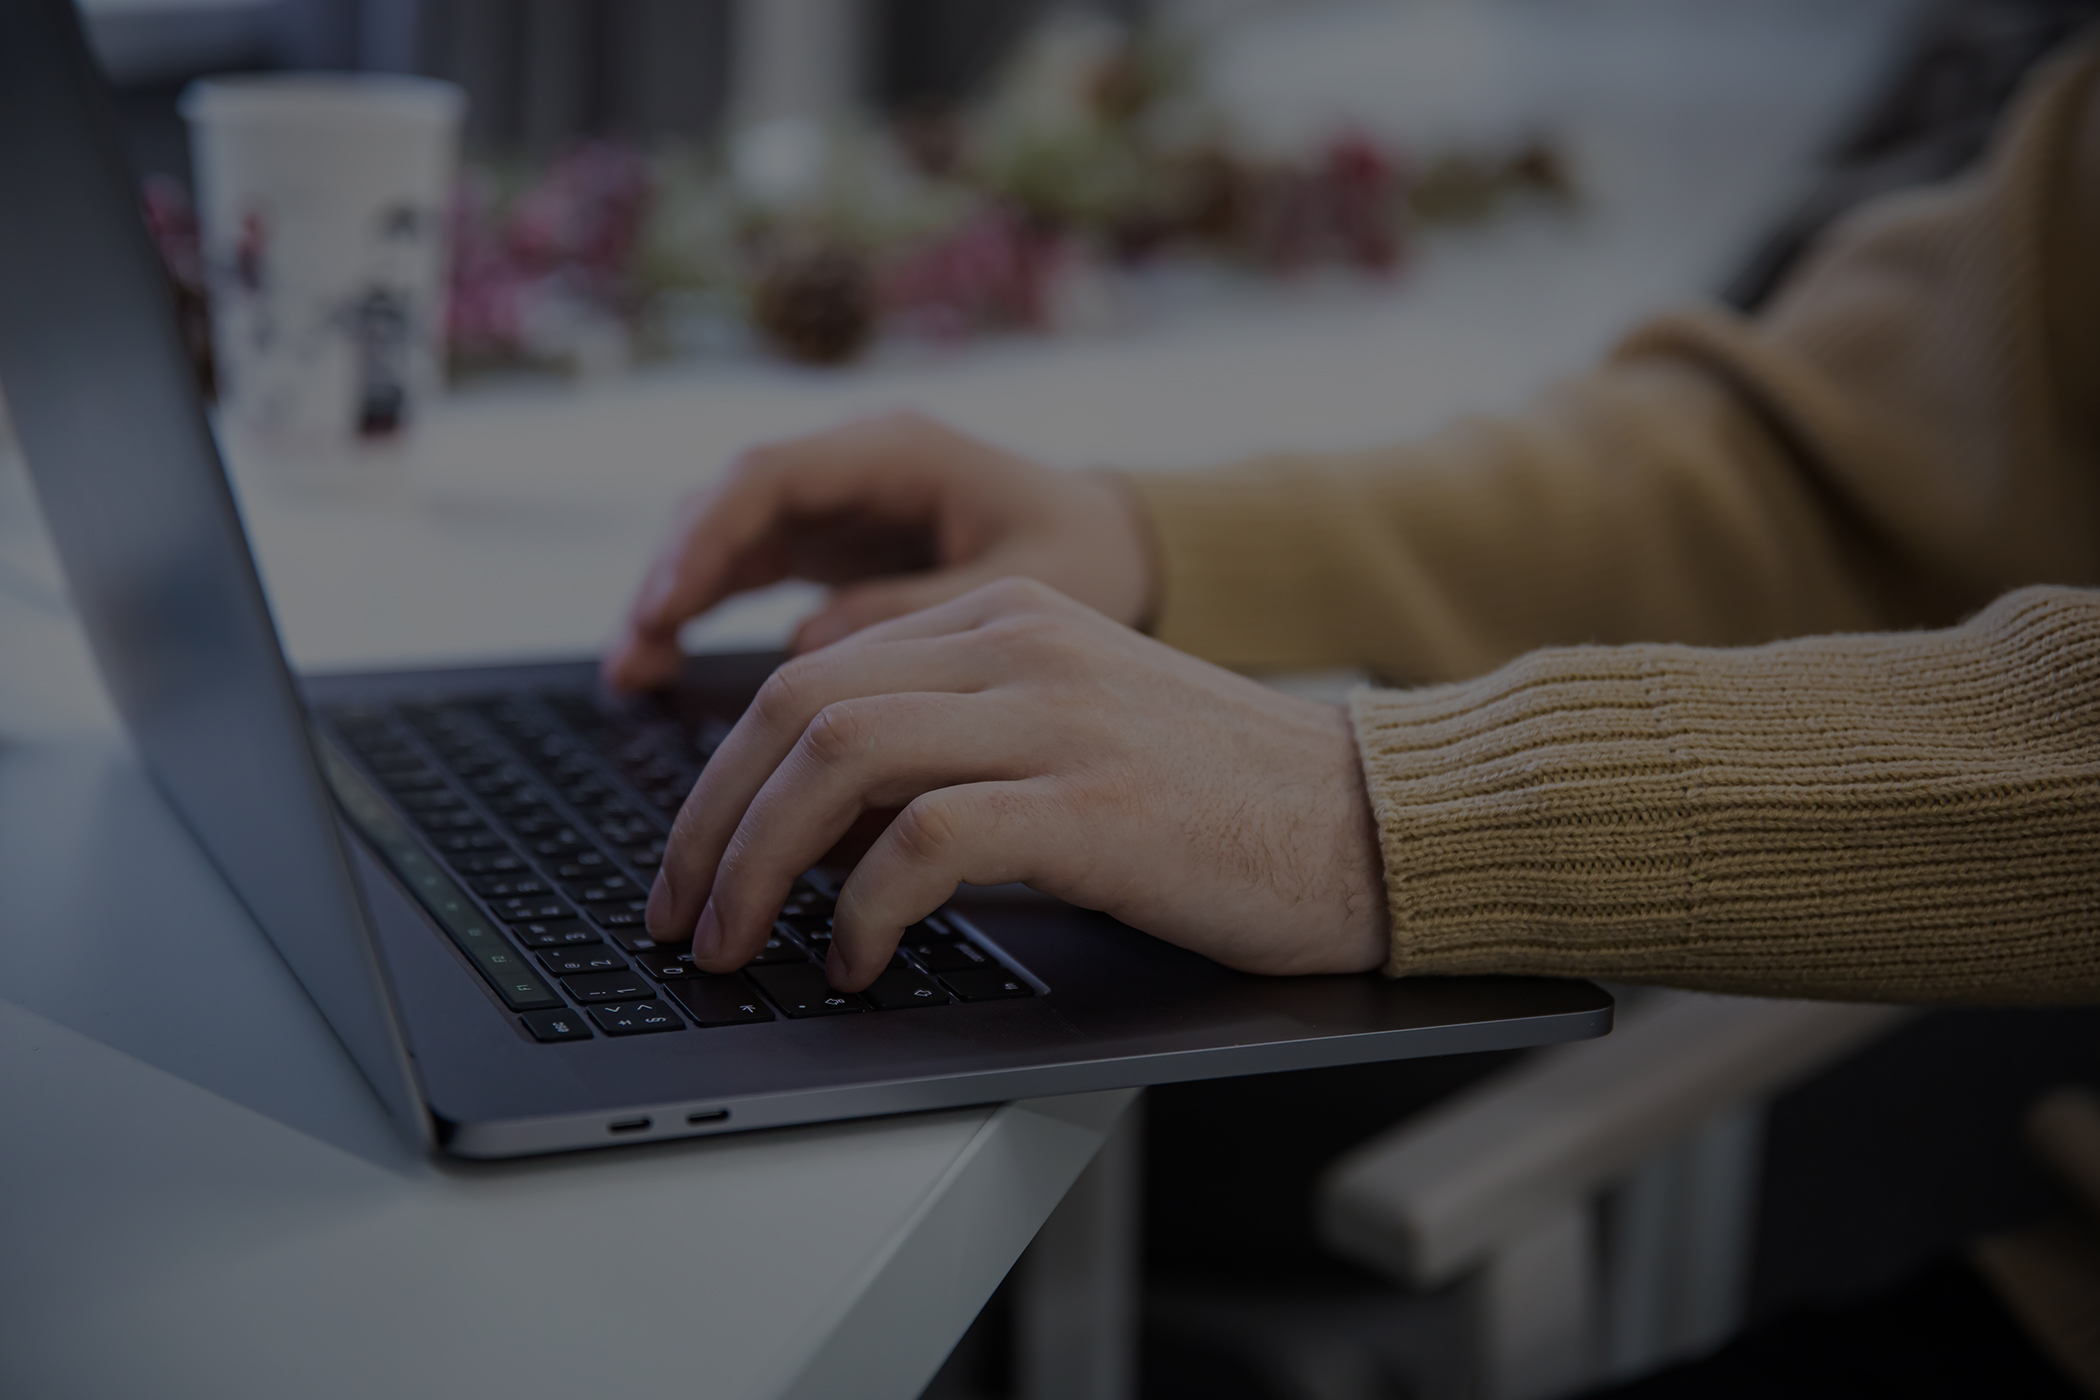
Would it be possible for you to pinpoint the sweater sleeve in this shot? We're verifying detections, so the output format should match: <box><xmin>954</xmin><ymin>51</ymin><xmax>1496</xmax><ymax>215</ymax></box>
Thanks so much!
<box><xmin>1123</xmin><ymin>36</ymin><xmax>2100</xmax><ymax>685</ymax></box>
<box><xmin>1351</xmin><ymin>586</ymin><xmax>2100</xmax><ymax>1005</ymax></box>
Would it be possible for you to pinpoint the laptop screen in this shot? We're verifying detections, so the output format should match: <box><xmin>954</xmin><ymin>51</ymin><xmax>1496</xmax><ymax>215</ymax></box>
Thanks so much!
<box><xmin>0</xmin><ymin>0</ymin><xmax>425</xmax><ymax>1139</ymax></box>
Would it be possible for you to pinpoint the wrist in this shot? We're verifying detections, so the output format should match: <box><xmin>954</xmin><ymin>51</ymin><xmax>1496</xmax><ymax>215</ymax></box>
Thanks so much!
<box><xmin>1324</xmin><ymin>700</ymin><xmax>1393</xmax><ymax>972</ymax></box>
<box><xmin>1077</xmin><ymin>468</ymin><xmax>1161</xmax><ymax>631</ymax></box>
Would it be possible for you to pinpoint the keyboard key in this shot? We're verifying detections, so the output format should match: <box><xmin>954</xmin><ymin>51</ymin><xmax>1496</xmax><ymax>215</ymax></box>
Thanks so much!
<box><xmin>446</xmin><ymin>753</ymin><xmax>505</xmax><ymax>779</ymax></box>
<box><xmin>862</xmin><ymin>966</ymin><xmax>949</xmax><ymax>1011</ymax></box>
<box><xmin>587</xmin><ymin>1000</ymin><xmax>683</xmax><ymax>1035</ymax></box>
<box><xmin>563</xmin><ymin>970</ymin><xmax>657</xmax><ymax>1002</ymax></box>
<box><xmin>604</xmin><ymin>928</ymin><xmax>662</xmax><ymax>953</ymax></box>
<box><xmin>365</xmin><ymin>756</ymin><xmax>427</xmax><ymax>780</ymax></box>
<box><xmin>414</xmin><ymin>810</ymin><xmax>486</xmax><ymax>834</ymax></box>
<box><xmin>668</xmin><ymin>975</ymin><xmax>775</xmax><ymax>1027</ymax></box>
<box><xmin>511</xmin><ymin>920</ymin><xmax>599</xmax><ymax>948</ymax></box>
<box><xmin>538</xmin><ymin>946</ymin><xmax>627</xmax><ymax>976</ymax></box>
<box><xmin>529</xmin><ymin>832</ymin><xmax>592</xmax><ymax>858</ymax></box>
<box><xmin>546</xmin><ymin>853</ymin><xmax>614</xmax><ymax>881</ymax></box>
<box><xmin>747</xmin><ymin>964</ymin><xmax>865</xmax><ymax>1018</ymax></box>
<box><xmin>624</xmin><ymin>847</ymin><xmax>664</xmax><ymax>872</ymax></box>
<box><xmin>569</xmin><ymin>878</ymin><xmax>642</xmax><ymax>903</ymax></box>
<box><xmin>941</xmin><ymin>967</ymin><xmax>1034</xmax><ymax>1002</ymax></box>
<box><xmin>586</xmin><ymin>900</ymin><xmax>650</xmax><ymax>930</ymax></box>
<box><xmin>779</xmin><ymin>907</ymin><xmax>832</xmax><ymax>935</ymax></box>
<box><xmin>470</xmin><ymin>875</ymin><xmax>551</xmax><ymax>900</ymax></box>
<box><xmin>507</xmin><ymin>813</ymin><xmax>573</xmax><ymax>839</ymax></box>
<box><xmin>908</xmin><ymin>940</ymin><xmax>988</xmax><ymax>973</ymax></box>
<box><xmin>754</xmin><ymin>929</ymin><xmax>810</xmax><ymax>965</ymax></box>
<box><xmin>451</xmin><ymin>850</ymin><xmax>528</xmax><ymax>877</ymax></box>
<box><xmin>432</xmin><ymin>830</ymin><xmax>511</xmax><ymax>857</ymax></box>
<box><xmin>635</xmin><ymin>949</ymin><xmax>694</xmax><ymax>980</ymax></box>
<box><xmin>378</xmin><ymin>769</ymin><xmax>447</xmax><ymax>793</ymax></box>
<box><xmin>597</xmin><ymin>816</ymin><xmax>656</xmax><ymax>845</ymax></box>
<box><xmin>520</xmin><ymin>1009</ymin><xmax>592</xmax><ymax>1042</ymax></box>
<box><xmin>478</xmin><ymin>946</ymin><xmax>566</xmax><ymax>1011</ymax></box>
<box><xmin>484</xmin><ymin>794</ymin><xmax>551</xmax><ymax>820</ymax></box>
<box><xmin>492</xmin><ymin>897</ymin><xmax>576</xmax><ymax>923</ymax></box>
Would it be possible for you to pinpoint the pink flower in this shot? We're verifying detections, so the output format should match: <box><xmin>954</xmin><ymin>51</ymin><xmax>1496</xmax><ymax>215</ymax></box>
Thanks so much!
<box><xmin>880</xmin><ymin>207</ymin><xmax>1061</xmax><ymax>339</ymax></box>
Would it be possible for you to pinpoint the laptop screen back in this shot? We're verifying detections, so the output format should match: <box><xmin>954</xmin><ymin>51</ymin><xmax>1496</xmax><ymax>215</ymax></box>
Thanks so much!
<box><xmin>0</xmin><ymin>0</ymin><xmax>426</xmax><ymax>1139</ymax></box>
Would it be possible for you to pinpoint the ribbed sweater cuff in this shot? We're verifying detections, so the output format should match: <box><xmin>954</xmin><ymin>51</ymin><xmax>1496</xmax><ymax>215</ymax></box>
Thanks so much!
<box><xmin>1348</xmin><ymin>586</ymin><xmax>2100</xmax><ymax>1004</ymax></box>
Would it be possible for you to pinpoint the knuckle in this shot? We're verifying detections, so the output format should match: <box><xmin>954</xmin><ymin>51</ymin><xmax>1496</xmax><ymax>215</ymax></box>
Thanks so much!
<box><xmin>990</xmin><ymin>610</ymin><xmax>1071</xmax><ymax>663</ymax></box>
<box><xmin>751</xmin><ymin>662</ymin><xmax>815</xmax><ymax>729</ymax></box>
<box><xmin>872</xmin><ymin>407</ymin><xmax>935</xmax><ymax>441</ymax></box>
<box><xmin>722</xmin><ymin>444</ymin><xmax>777</xmax><ymax>487</ymax></box>
<box><xmin>891</xmin><ymin>796</ymin><xmax>960</xmax><ymax>867</ymax></box>
<box><xmin>1011</xmin><ymin>576</ymin><xmax>1066</xmax><ymax>611</ymax></box>
<box><xmin>823</xmin><ymin>593</ymin><xmax>883</xmax><ymax>632</ymax></box>
<box><xmin>979</xmin><ymin>575</ymin><xmax>1050</xmax><ymax>612</ymax></box>
<box><xmin>800</xmin><ymin>701</ymin><xmax>865</xmax><ymax>768</ymax></box>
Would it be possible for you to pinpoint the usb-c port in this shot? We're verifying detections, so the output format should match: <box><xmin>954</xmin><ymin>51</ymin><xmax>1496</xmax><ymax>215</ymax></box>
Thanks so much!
<box><xmin>687</xmin><ymin>1109</ymin><xmax>728</xmax><ymax>1125</ymax></box>
<box><xmin>608</xmin><ymin>1117</ymin><xmax>651</xmax><ymax>1134</ymax></box>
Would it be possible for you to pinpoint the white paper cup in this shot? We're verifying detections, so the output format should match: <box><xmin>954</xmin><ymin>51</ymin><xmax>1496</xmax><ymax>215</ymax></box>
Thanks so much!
<box><xmin>181</xmin><ymin>75</ymin><xmax>463</xmax><ymax>461</ymax></box>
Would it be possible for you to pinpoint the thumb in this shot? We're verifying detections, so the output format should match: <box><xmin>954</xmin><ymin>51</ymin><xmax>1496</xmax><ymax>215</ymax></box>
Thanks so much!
<box><xmin>791</xmin><ymin>566</ymin><xmax>1003</xmax><ymax>652</ymax></box>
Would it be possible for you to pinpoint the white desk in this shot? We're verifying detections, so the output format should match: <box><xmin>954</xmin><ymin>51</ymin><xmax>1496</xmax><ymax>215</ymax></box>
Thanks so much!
<box><xmin>0</xmin><ymin>4</ymin><xmax>1916</xmax><ymax>1395</ymax></box>
<box><xmin>0</xmin><ymin>728</ymin><xmax>1139</xmax><ymax>1400</ymax></box>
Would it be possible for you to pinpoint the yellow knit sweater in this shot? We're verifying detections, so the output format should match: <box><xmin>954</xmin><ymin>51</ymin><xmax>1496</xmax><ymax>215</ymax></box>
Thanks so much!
<box><xmin>1126</xmin><ymin>36</ymin><xmax>2100</xmax><ymax>1006</ymax></box>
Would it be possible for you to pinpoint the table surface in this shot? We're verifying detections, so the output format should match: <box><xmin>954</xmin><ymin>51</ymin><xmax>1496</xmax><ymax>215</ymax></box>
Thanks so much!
<box><xmin>0</xmin><ymin>4</ymin><xmax>1918</xmax><ymax>1396</ymax></box>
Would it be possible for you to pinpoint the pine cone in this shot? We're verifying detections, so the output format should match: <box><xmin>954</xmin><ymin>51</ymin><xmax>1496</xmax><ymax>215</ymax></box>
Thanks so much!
<box><xmin>750</xmin><ymin>244</ymin><xmax>876</xmax><ymax>366</ymax></box>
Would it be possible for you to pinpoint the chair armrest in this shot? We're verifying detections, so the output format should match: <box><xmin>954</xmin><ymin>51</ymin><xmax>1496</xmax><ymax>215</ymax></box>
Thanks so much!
<box><xmin>1318</xmin><ymin>991</ymin><xmax>1909</xmax><ymax>1288</ymax></box>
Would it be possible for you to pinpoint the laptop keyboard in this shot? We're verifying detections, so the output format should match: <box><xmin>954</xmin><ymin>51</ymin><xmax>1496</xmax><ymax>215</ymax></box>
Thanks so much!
<box><xmin>318</xmin><ymin>691</ymin><xmax>1036</xmax><ymax>1043</ymax></box>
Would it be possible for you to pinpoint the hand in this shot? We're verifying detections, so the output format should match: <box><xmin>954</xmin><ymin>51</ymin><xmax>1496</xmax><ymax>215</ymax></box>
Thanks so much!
<box><xmin>646</xmin><ymin>578</ymin><xmax>1391</xmax><ymax>991</ymax></box>
<box><xmin>604</xmin><ymin>412</ymin><xmax>1155</xmax><ymax>691</ymax></box>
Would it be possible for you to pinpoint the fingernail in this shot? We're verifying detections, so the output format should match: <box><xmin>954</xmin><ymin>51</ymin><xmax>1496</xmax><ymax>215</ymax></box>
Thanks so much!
<box><xmin>645</xmin><ymin>869</ymin><xmax>675</xmax><ymax>937</ymax></box>
<box><xmin>693</xmin><ymin>901</ymin><xmax>721</xmax><ymax>960</ymax></box>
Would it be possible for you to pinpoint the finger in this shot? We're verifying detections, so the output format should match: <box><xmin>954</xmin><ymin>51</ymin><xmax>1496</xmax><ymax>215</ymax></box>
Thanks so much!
<box><xmin>647</xmin><ymin>631</ymin><xmax>998</xmax><ymax>940</ymax></box>
<box><xmin>690</xmin><ymin>691</ymin><xmax>1041</xmax><ymax>970</ymax></box>
<box><xmin>789</xmin><ymin>561</ymin><xmax>1013</xmax><ymax>653</ymax></box>
<box><xmin>621</xmin><ymin>417</ymin><xmax>958</xmax><ymax>652</ymax></box>
<box><xmin>604</xmin><ymin>486</ymin><xmax>791</xmax><ymax>692</ymax></box>
<box><xmin>826</xmin><ymin>779</ymin><xmax>1074</xmax><ymax>990</ymax></box>
<box><xmin>801</xmin><ymin>574</ymin><xmax>1075</xmax><ymax>656</ymax></box>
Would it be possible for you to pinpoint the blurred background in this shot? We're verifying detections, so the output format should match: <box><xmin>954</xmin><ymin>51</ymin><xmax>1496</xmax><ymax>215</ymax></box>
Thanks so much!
<box><xmin>21</xmin><ymin>1</ymin><xmax>2100</xmax><ymax>1397</ymax></box>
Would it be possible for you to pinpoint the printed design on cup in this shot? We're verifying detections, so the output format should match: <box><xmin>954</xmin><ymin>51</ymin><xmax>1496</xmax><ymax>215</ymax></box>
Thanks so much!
<box><xmin>342</xmin><ymin>204</ymin><xmax>437</xmax><ymax>439</ymax></box>
<box><xmin>211</xmin><ymin>198</ymin><xmax>440</xmax><ymax>445</ymax></box>
<box><xmin>182</xmin><ymin>75</ymin><xmax>463</xmax><ymax>460</ymax></box>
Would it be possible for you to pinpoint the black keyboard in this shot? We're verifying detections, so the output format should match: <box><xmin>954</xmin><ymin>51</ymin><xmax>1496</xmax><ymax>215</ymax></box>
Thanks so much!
<box><xmin>317</xmin><ymin>691</ymin><xmax>1037</xmax><ymax>1043</ymax></box>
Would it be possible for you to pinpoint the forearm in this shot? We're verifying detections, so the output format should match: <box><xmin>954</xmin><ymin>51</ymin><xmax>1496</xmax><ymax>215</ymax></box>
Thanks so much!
<box><xmin>1127</xmin><ymin>35</ymin><xmax>2100</xmax><ymax>684</ymax></box>
<box><xmin>1351</xmin><ymin>585</ymin><xmax>2100</xmax><ymax>1005</ymax></box>
<box><xmin>1125</xmin><ymin>353</ymin><xmax>1890</xmax><ymax>683</ymax></box>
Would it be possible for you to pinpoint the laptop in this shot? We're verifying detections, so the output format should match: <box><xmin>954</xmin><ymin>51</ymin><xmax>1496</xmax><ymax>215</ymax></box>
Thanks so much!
<box><xmin>0</xmin><ymin>0</ymin><xmax>1610</xmax><ymax>1159</ymax></box>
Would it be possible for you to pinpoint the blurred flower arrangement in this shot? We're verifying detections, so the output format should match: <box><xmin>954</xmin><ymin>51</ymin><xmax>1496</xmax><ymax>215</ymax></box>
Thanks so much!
<box><xmin>150</xmin><ymin>15</ymin><xmax>1572</xmax><ymax>377</ymax></box>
